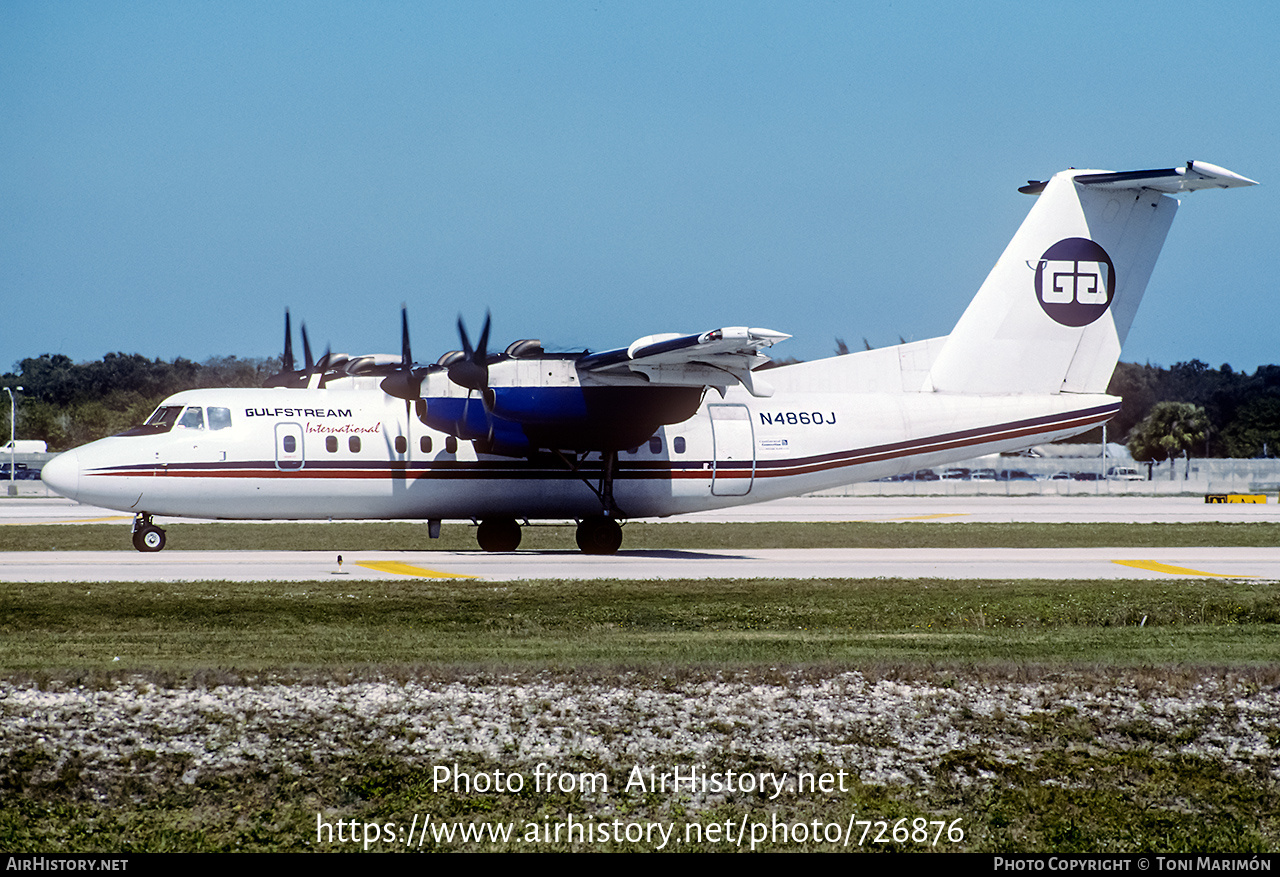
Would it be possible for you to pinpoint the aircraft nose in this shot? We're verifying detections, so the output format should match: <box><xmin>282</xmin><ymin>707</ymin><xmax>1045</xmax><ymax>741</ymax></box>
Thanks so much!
<box><xmin>40</xmin><ymin>449</ymin><xmax>81</xmax><ymax>501</ymax></box>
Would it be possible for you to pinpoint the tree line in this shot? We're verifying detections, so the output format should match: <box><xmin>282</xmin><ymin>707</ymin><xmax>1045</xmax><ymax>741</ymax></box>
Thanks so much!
<box><xmin>1</xmin><ymin>353</ymin><xmax>278</xmax><ymax>451</ymax></box>
<box><xmin>1</xmin><ymin>351</ymin><xmax>1277</xmax><ymax>457</ymax></box>
<box><xmin>1106</xmin><ymin>359</ymin><xmax>1280</xmax><ymax>461</ymax></box>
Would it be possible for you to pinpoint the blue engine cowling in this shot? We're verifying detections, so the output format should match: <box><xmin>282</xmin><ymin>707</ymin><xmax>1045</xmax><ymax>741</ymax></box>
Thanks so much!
<box><xmin>417</xmin><ymin>385</ymin><xmax>704</xmax><ymax>456</ymax></box>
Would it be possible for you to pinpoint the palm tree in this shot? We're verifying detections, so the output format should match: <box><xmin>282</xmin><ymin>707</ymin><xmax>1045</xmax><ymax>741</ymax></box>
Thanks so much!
<box><xmin>1126</xmin><ymin>402</ymin><xmax>1210</xmax><ymax>480</ymax></box>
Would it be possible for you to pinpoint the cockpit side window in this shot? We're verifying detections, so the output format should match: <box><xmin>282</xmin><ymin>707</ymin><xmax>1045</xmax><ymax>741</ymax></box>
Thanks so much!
<box><xmin>178</xmin><ymin>407</ymin><xmax>205</xmax><ymax>429</ymax></box>
<box><xmin>147</xmin><ymin>406</ymin><xmax>183</xmax><ymax>430</ymax></box>
<box><xmin>116</xmin><ymin>405</ymin><xmax>184</xmax><ymax>437</ymax></box>
<box><xmin>207</xmin><ymin>407</ymin><xmax>232</xmax><ymax>430</ymax></box>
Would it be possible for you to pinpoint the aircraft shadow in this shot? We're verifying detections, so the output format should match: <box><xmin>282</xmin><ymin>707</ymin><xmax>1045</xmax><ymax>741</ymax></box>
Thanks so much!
<box><xmin>514</xmin><ymin>549</ymin><xmax>750</xmax><ymax>560</ymax></box>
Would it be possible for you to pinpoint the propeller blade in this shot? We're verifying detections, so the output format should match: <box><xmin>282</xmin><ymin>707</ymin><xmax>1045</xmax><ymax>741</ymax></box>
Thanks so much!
<box><xmin>282</xmin><ymin>309</ymin><xmax>294</xmax><ymax>373</ymax></box>
<box><xmin>302</xmin><ymin>323</ymin><xmax>314</xmax><ymax>372</ymax></box>
<box><xmin>400</xmin><ymin>305</ymin><xmax>412</xmax><ymax>368</ymax></box>
<box><xmin>457</xmin><ymin>316</ymin><xmax>474</xmax><ymax>360</ymax></box>
<box><xmin>380</xmin><ymin>306</ymin><xmax>425</xmax><ymax>400</ymax></box>
<box><xmin>476</xmin><ymin>311</ymin><xmax>491</xmax><ymax>362</ymax></box>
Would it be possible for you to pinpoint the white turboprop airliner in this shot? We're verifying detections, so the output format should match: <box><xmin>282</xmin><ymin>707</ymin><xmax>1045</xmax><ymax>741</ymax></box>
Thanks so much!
<box><xmin>41</xmin><ymin>161</ymin><xmax>1256</xmax><ymax>553</ymax></box>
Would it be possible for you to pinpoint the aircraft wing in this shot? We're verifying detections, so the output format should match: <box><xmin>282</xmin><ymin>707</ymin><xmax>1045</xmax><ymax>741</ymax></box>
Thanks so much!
<box><xmin>578</xmin><ymin>326</ymin><xmax>790</xmax><ymax>397</ymax></box>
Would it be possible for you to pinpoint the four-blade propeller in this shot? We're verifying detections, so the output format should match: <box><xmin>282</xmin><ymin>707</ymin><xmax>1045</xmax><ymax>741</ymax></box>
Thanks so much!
<box><xmin>447</xmin><ymin>311</ymin><xmax>492</xmax><ymax>395</ymax></box>
<box><xmin>379</xmin><ymin>307</ymin><xmax>427</xmax><ymax>401</ymax></box>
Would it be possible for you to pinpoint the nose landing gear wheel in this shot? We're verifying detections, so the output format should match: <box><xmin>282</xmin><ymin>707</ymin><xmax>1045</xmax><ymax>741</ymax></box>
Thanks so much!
<box><xmin>575</xmin><ymin>516</ymin><xmax>622</xmax><ymax>555</ymax></box>
<box><xmin>132</xmin><ymin>524</ymin><xmax>166</xmax><ymax>552</ymax></box>
<box><xmin>131</xmin><ymin>512</ymin><xmax>167</xmax><ymax>552</ymax></box>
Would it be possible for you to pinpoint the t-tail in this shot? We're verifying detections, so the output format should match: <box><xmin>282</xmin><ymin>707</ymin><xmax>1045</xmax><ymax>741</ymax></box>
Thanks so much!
<box><xmin>928</xmin><ymin>161</ymin><xmax>1256</xmax><ymax>396</ymax></box>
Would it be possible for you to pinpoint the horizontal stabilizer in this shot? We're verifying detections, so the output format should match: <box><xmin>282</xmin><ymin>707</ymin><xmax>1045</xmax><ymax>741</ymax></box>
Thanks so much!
<box><xmin>1019</xmin><ymin>161</ymin><xmax>1257</xmax><ymax>195</ymax></box>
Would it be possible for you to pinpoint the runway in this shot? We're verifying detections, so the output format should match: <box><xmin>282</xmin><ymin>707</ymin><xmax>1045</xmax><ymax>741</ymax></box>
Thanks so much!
<box><xmin>2</xmin><ymin>495</ymin><xmax>1277</xmax><ymax>582</ymax></box>
<box><xmin>2</xmin><ymin>547</ymin><xmax>1277</xmax><ymax>583</ymax></box>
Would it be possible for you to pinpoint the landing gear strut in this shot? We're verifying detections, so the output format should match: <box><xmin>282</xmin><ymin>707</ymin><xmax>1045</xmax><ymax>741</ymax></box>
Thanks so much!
<box><xmin>549</xmin><ymin>448</ymin><xmax>627</xmax><ymax>554</ymax></box>
<box><xmin>476</xmin><ymin>517</ymin><xmax>521</xmax><ymax>552</ymax></box>
<box><xmin>576</xmin><ymin>516</ymin><xmax>622</xmax><ymax>555</ymax></box>
<box><xmin>131</xmin><ymin>513</ymin><xmax>166</xmax><ymax>552</ymax></box>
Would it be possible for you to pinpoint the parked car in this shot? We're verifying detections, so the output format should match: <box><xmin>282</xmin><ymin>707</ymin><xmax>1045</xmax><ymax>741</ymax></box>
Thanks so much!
<box><xmin>1106</xmin><ymin>466</ymin><xmax>1144</xmax><ymax>481</ymax></box>
<box><xmin>1</xmin><ymin>463</ymin><xmax>41</xmax><ymax>480</ymax></box>
<box><xmin>998</xmin><ymin>469</ymin><xmax>1036</xmax><ymax>481</ymax></box>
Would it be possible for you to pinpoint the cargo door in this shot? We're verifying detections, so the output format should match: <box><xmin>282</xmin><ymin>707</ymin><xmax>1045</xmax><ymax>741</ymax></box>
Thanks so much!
<box><xmin>709</xmin><ymin>404</ymin><xmax>754</xmax><ymax>496</ymax></box>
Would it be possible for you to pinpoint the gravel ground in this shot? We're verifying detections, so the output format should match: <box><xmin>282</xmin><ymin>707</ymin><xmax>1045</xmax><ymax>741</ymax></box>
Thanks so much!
<box><xmin>5</xmin><ymin>670</ymin><xmax>1279</xmax><ymax>803</ymax></box>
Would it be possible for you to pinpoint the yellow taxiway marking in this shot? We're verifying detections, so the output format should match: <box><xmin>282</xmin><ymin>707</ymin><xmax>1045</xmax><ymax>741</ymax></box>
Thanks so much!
<box><xmin>890</xmin><ymin>513</ymin><xmax>969</xmax><ymax>521</ymax></box>
<box><xmin>2</xmin><ymin>516</ymin><xmax>132</xmax><ymax>525</ymax></box>
<box><xmin>355</xmin><ymin>560</ymin><xmax>478</xmax><ymax>580</ymax></box>
<box><xmin>1113</xmin><ymin>559</ymin><xmax>1253</xmax><ymax>579</ymax></box>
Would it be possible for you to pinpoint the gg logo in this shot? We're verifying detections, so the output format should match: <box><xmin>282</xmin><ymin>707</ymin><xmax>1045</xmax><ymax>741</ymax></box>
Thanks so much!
<box><xmin>1033</xmin><ymin>237</ymin><xmax>1116</xmax><ymax>327</ymax></box>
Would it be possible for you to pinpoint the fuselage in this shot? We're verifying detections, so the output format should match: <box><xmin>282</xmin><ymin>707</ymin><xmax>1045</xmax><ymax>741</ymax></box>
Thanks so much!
<box><xmin>41</xmin><ymin>378</ymin><xmax>1118</xmax><ymax>522</ymax></box>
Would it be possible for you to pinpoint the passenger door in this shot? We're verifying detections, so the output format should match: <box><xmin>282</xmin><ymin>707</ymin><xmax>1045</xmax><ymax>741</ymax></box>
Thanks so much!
<box><xmin>274</xmin><ymin>423</ymin><xmax>305</xmax><ymax>471</ymax></box>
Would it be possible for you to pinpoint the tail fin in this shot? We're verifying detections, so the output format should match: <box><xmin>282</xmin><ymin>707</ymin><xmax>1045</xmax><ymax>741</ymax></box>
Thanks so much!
<box><xmin>928</xmin><ymin>161</ymin><xmax>1256</xmax><ymax>395</ymax></box>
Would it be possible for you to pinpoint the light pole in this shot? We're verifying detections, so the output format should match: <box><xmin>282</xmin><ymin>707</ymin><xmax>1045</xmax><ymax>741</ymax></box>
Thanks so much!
<box><xmin>4</xmin><ymin>386</ymin><xmax>22</xmax><ymax>487</ymax></box>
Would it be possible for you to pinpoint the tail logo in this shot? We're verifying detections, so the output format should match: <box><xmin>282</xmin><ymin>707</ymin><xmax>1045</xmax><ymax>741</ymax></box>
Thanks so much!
<box><xmin>1033</xmin><ymin>237</ymin><xmax>1116</xmax><ymax>327</ymax></box>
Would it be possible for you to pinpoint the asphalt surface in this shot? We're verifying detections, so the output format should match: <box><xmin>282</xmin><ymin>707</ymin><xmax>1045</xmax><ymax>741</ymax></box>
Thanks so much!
<box><xmin>2</xmin><ymin>495</ymin><xmax>1277</xmax><ymax>582</ymax></box>
<box><xmin>2</xmin><ymin>546</ymin><xmax>1277</xmax><ymax>583</ymax></box>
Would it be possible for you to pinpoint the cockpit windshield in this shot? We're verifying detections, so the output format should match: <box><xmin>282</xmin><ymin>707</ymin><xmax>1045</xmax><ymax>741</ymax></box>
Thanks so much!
<box><xmin>115</xmin><ymin>405</ymin><xmax>232</xmax><ymax>437</ymax></box>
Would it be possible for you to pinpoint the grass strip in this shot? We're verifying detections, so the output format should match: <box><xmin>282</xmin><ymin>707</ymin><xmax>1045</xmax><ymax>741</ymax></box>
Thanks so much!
<box><xmin>4</xmin><ymin>519</ymin><xmax>1280</xmax><ymax>551</ymax></box>
<box><xmin>4</xmin><ymin>576</ymin><xmax>1279</xmax><ymax>673</ymax></box>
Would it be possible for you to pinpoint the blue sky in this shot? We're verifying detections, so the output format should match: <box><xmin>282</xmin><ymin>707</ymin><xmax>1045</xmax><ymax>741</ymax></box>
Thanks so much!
<box><xmin>2</xmin><ymin>1</ymin><xmax>1276</xmax><ymax>374</ymax></box>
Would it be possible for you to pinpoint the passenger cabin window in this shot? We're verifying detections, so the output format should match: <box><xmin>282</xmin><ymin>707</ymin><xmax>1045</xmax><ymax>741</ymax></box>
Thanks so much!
<box><xmin>282</xmin><ymin>436</ymin><xmax>297</xmax><ymax>453</ymax></box>
<box><xmin>177</xmin><ymin>407</ymin><xmax>205</xmax><ymax>430</ymax></box>
<box><xmin>649</xmin><ymin>436</ymin><xmax>662</xmax><ymax>454</ymax></box>
<box><xmin>395</xmin><ymin>436</ymin><xmax>407</xmax><ymax>454</ymax></box>
<box><xmin>349</xmin><ymin>436</ymin><xmax>361</xmax><ymax>453</ymax></box>
<box><xmin>673</xmin><ymin>436</ymin><xmax>686</xmax><ymax>454</ymax></box>
<box><xmin>445</xmin><ymin>436</ymin><xmax>457</xmax><ymax>454</ymax></box>
<box><xmin>420</xmin><ymin>436</ymin><xmax>432</xmax><ymax>453</ymax></box>
<box><xmin>326</xmin><ymin>436</ymin><xmax>338</xmax><ymax>453</ymax></box>
<box><xmin>207</xmin><ymin>407</ymin><xmax>232</xmax><ymax>430</ymax></box>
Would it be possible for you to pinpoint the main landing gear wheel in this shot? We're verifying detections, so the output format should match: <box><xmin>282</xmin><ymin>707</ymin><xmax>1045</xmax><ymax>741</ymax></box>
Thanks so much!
<box><xmin>476</xmin><ymin>517</ymin><xmax>522</xmax><ymax>552</ymax></box>
<box><xmin>132</xmin><ymin>524</ymin><xmax>166</xmax><ymax>552</ymax></box>
<box><xmin>576</xmin><ymin>516</ymin><xmax>622</xmax><ymax>555</ymax></box>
